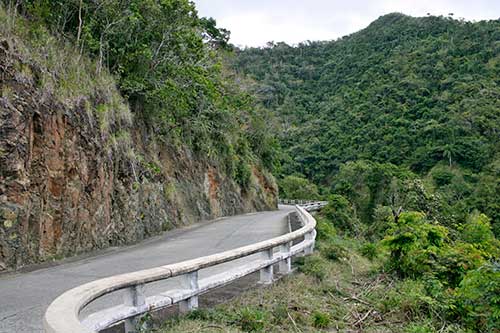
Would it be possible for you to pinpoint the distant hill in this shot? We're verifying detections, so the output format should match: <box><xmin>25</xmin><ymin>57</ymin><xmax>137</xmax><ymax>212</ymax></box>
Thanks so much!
<box><xmin>234</xmin><ymin>13</ymin><xmax>500</xmax><ymax>233</ymax></box>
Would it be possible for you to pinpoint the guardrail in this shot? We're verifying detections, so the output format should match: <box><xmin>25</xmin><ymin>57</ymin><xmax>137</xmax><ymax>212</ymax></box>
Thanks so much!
<box><xmin>279</xmin><ymin>199</ymin><xmax>328</xmax><ymax>212</ymax></box>
<box><xmin>44</xmin><ymin>204</ymin><xmax>322</xmax><ymax>333</ymax></box>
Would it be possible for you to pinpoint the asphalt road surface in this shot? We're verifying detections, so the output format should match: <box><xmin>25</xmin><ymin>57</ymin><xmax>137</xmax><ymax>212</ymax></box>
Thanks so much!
<box><xmin>0</xmin><ymin>206</ymin><xmax>292</xmax><ymax>333</ymax></box>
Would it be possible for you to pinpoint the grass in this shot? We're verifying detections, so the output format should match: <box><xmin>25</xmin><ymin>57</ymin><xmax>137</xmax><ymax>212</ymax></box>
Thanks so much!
<box><xmin>0</xmin><ymin>4</ymin><xmax>131</xmax><ymax>128</ymax></box>
<box><xmin>144</xmin><ymin>227</ymin><xmax>472</xmax><ymax>333</ymax></box>
<box><xmin>155</xmin><ymin>248</ymin><xmax>381</xmax><ymax>332</ymax></box>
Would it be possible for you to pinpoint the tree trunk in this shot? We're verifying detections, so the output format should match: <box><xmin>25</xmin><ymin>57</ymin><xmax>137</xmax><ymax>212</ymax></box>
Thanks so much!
<box><xmin>76</xmin><ymin>0</ymin><xmax>83</xmax><ymax>44</ymax></box>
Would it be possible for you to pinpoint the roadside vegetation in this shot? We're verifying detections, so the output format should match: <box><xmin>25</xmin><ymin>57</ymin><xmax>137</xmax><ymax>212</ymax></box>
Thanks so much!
<box><xmin>170</xmin><ymin>14</ymin><xmax>500</xmax><ymax>332</ymax></box>
<box><xmin>155</xmin><ymin>211</ymin><xmax>499</xmax><ymax>332</ymax></box>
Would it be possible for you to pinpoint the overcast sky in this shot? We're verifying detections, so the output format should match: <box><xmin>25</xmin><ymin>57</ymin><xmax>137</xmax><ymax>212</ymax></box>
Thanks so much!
<box><xmin>193</xmin><ymin>0</ymin><xmax>500</xmax><ymax>47</ymax></box>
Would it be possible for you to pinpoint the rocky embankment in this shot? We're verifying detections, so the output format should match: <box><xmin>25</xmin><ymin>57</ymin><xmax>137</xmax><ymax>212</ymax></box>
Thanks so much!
<box><xmin>0</xmin><ymin>39</ymin><xmax>277</xmax><ymax>272</ymax></box>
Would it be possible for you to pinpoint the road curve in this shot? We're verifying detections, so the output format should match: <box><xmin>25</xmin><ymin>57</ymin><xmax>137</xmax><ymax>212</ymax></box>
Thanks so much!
<box><xmin>0</xmin><ymin>206</ymin><xmax>293</xmax><ymax>333</ymax></box>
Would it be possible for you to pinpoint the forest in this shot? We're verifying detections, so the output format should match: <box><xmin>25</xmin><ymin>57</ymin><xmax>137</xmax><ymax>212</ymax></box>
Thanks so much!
<box><xmin>234</xmin><ymin>13</ymin><xmax>500</xmax><ymax>236</ymax></box>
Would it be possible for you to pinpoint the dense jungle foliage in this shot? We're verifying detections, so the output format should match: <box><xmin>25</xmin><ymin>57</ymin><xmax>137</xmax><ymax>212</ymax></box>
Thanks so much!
<box><xmin>2</xmin><ymin>0</ymin><xmax>279</xmax><ymax>186</ymax></box>
<box><xmin>234</xmin><ymin>13</ymin><xmax>500</xmax><ymax>235</ymax></box>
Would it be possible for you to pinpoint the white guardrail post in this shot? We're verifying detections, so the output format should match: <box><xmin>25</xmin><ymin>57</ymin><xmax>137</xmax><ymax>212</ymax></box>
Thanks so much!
<box><xmin>278</xmin><ymin>242</ymin><xmax>292</xmax><ymax>274</ymax></box>
<box><xmin>123</xmin><ymin>285</ymin><xmax>146</xmax><ymax>332</ymax></box>
<box><xmin>179</xmin><ymin>271</ymin><xmax>199</xmax><ymax>313</ymax></box>
<box><xmin>44</xmin><ymin>202</ymin><xmax>325</xmax><ymax>333</ymax></box>
<box><xmin>259</xmin><ymin>248</ymin><xmax>274</xmax><ymax>284</ymax></box>
<box><xmin>304</xmin><ymin>230</ymin><xmax>314</xmax><ymax>255</ymax></box>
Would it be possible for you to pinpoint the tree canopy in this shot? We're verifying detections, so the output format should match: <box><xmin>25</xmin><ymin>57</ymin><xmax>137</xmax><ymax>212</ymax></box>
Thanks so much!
<box><xmin>234</xmin><ymin>13</ymin><xmax>500</xmax><ymax>233</ymax></box>
<box><xmin>9</xmin><ymin>0</ymin><xmax>280</xmax><ymax>186</ymax></box>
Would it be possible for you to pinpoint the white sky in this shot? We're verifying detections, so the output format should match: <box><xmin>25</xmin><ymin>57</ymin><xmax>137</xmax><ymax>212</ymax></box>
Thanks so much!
<box><xmin>193</xmin><ymin>0</ymin><xmax>500</xmax><ymax>47</ymax></box>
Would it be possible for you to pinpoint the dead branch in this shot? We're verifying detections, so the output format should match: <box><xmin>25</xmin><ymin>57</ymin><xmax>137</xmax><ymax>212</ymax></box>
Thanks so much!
<box><xmin>343</xmin><ymin>296</ymin><xmax>372</xmax><ymax>306</ymax></box>
<box><xmin>353</xmin><ymin>309</ymin><xmax>372</xmax><ymax>327</ymax></box>
<box><xmin>287</xmin><ymin>311</ymin><xmax>302</xmax><ymax>333</ymax></box>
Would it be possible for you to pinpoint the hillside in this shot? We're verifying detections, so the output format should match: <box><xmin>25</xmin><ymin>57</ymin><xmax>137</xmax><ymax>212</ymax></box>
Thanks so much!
<box><xmin>222</xmin><ymin>15</ymin><xmax>500</xmax><ymax>331</ymax></box>
<box><xmin>0</xmin><ymin>2</ymin><xmax>277</xmax><ymax>271</ymax></box>
<box><xmin>234</xmin><ymin>13</ymin><xmax>500</xmax><ymax>235</ymax></box>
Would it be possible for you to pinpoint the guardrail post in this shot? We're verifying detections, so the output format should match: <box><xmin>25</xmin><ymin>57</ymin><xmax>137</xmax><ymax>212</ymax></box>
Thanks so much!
<box><xmin>259</xmin><ymin>248</ymin><xmax>274</xmax><ymax>284</ymax></box>
<box><xmin>179</xmin><ymin>271</ymin><xmax>199</xmax><ymax>314</ymax></box>
<box><xmin>304</xmin><ymin>231</ymin><xmax>314</xmax><ymax>255</ymax></box>
<box><xmin>278</xmin><ymin>242</ymin><xmax>292</xmax><ymax>274</ymax></box>
<box><xmin>123</xmin><ymin>284</ymin><xmax>146</xmax><ymax>333</ymax></box>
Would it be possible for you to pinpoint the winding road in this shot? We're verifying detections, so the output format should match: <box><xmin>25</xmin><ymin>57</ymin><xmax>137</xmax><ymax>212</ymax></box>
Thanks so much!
<box><xmin>0</xmin><ymin>206</ymin><xmax>293</xmax><ymax>333</ymax></box>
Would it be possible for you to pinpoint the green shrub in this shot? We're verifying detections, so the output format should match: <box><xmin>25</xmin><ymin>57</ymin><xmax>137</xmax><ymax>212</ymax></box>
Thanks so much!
<box><xmin>234</xmin><ymin>307</ymin><xmax>268</xmax><ymax>332</ymax></box>
<box><xmin>322</xmin><ymin>194</ymin><xmax>360</xmax><ymax>235</ymax></box>
<box><xmin>459</xmin><ymin>213</ymin><xmax>499</xmax><ymax>258</ymax></box>
<box><xmin>368</xmin><ymin>205</ymin><xmax>394</xmax><ymax>240</ymax></box>
<box><xmin>403</xmin><ymin>320</ymin><xmax>466</xmax><ymax>333</ymax></box>
<box><xmin>432</xmin><ymin>167</ymin><xmax>454</xmax><ymax>186</ymax></box>
<box><xmin>186</xmin><ymin>308</ymin><xmax>215</xmax><ymax>321</ymax></box>
<box><xmin>382</xmin><ymin>211</ymin><xmax>493</xmax><ymax>288</ymax></box>
<box><xmin>404</xmin><ymin>320</ymin><xmax>436</xmax><ymax>333</ymax></box>
<box><xmin>270</xmin><ymin>302</ymin><xmax>289</xmax><ymax>325</ymax></box>
<box><xmin>235</xmin><ymin>159</ymin><xmax>252</xmax><ymax>188</ymax></box>
<box><xmin>359</xmin><ymin>242</ymin><xmax>379</xmax><ymax>261</ymax></box>
<box><xmin>321</xmin><ymin>243</ymin><xmax>348</xmax><ymax>262</ymax></box>
<box><xmin>297</xmin><ymin>255</ymin><xmax>329</xmax><ymax>281</ymax></box>
<box><xmin>436</xmin><ymin>242</ymin><xmax>486</xmax><ymax>287</ymax></box>
<box><xmin>382</xmin><ymin>279</ymin><xmax>443</xmax><ymax>320</ymax></box>
<box><xmin>455</xmin><ymin>262</ymin><xmax>500</xmax><ymax>332</ymax></box>
<box><xmin>311</xmin><ymin>310</ymin><xmax>331</xmax><ymax>329</ymax></box>
<box><xmin>383</xmin><ymin>212</ymin><xmax>448</xmax><ymax>278</ymax></box>
<box><xmin>316</xmin><ymin>218</ymin><xmax>337</xmax><ymax>242</ymax></box>
<box><xmin>278</xmin><ymin>175</ymin><xmax>320</xmax><ymax>200</ymax></box>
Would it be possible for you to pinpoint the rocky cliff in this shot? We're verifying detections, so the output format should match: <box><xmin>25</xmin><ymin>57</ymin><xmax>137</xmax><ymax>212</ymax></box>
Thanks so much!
<box><xmin>0</xmin><ymin>38</ymin><xmax>277</xmax><ymax>272</ymax></box>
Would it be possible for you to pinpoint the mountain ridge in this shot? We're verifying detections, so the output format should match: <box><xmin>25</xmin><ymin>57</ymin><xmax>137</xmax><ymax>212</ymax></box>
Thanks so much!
<box><xmin>234</xmin><ymin>13</ymin><xmax>500</xmax><ymax>233</ymax></box>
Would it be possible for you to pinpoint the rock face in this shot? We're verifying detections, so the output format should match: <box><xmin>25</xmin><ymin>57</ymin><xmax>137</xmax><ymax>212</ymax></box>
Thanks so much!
<box><xmin>0</xmin><ymin>42</ymin><xmax>277</xmax><ymax>271</ymax></box>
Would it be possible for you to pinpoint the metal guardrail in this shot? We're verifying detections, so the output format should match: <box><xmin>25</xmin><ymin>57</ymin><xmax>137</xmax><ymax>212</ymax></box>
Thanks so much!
<box><xmin>44</xmin><ymin>204</ymin><xmax>322</xmax><ymax>333</ymax></box>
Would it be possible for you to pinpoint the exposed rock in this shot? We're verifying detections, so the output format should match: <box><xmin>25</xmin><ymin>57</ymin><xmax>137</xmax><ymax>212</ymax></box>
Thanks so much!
<box><xmin>0</xmin><ymin>41</ymin><xmax>277</xmax><ymax>271</ymax></box>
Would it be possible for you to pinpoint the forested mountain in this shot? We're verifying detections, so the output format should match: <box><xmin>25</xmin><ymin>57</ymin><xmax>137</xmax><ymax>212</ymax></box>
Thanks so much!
<box><xmin>234</xmin><ymin>13</ymin><xmax>500</xmax><ymax>235</ymax></box>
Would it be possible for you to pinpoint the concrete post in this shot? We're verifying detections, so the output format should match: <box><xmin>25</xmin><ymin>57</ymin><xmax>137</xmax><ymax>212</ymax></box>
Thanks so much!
<box><xmin>304</xmin><ymin>231</ymin><xmax>314</xmax><ymax>255</ymax></box>
<box><xmin>259</xmin><ymin>248</ymin><xmax>274</xmax><ymax>284</ymax></box>
<box><xmin>278</xmin><ymin>242</ymin><xmax>292</xmax><ymax>274</ymax></box>
<box><xmin>179</xmin><ymin>271</ymin><xmax>199</xmax><ymax>314</ymax></box>
<box><xmin>179</xmin><ymin>296</ymin><xmax>198</xmax><ymax>313</ymax></box>
<box><xmin>123</xmin><ymin>284</ymin><xmax>146</xmax><ymax>333</ymax></box>
<box><xmin>311</xmin><ymin>230</ymin><xmax>316</xmax><ymax>252</ymax></box>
